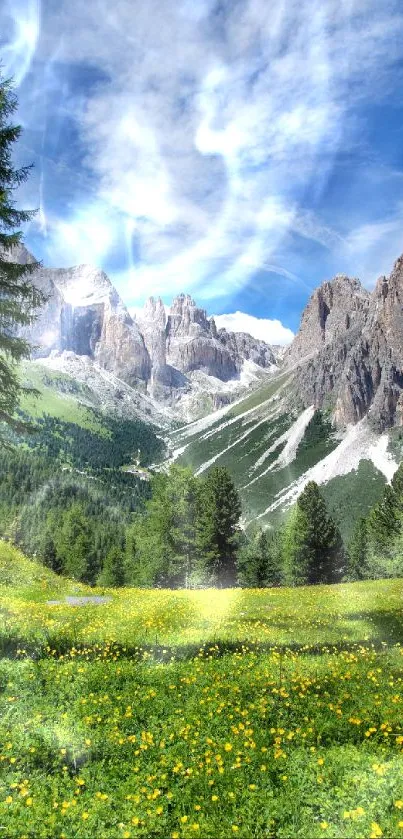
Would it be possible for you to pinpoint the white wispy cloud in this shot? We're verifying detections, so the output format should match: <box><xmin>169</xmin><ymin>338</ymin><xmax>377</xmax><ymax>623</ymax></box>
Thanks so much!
<box><xmin>0</xmin><ymin>0</ymin><xmax>40</xmax><ymax>87</ymax></box>
<box><xmin>213</xmin><ymin>312</ymin><xmax>294</xmax><ymax>346</ymax></box>
<box><xmin>340</xmin><ymin>205</ymin><xmax>403</xmax><ymax>286</ymax></box>
<box><xmin>4</xmin><ymin>0</ymin><xmax>403</xmax><ymax>305</ymax></box>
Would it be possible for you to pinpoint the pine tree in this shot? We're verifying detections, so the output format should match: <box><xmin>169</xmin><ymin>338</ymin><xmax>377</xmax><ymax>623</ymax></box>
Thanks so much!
<box><xmin>286</xmin><ymin>481</ymin><xmax>345</xmax><ymax>585</ymax></box>
<box><xmin>167</xmin><ymin>465</ymin><xmax>200</xmax><ymax>586</ymax></box>
<box><xmin>366</xmin><ymin>466</ymin><xmax>403</xmax><ymax>576</ymax></box>
<box><xmin>391</xmin><ymin>462</ymin><xmax>403</xmax><ymax>499</ymax></box>
<box><xmin>265</xmin><ymin>530</ymin><xmax>283</xmax><ymax>587</ymax></box>
<box><xmin>128</xmin><ymin>466</ymin><xmax>201</xmax><ymax>587</ymax></box>
<box><xmin>56</xmin><ymin>505</ymin><xmax>91</xmax><ymax>581</ymax></box>
<box><xmin>197</xmin><ymin>466</ymin><xmax>242</xmax><ymax>587</ymax></box>
<box><xmin>0</xmin><ymin>72</ymin><xmax>46</xmax><ymax>436</ymax></box>
<box><xmin>367</xmin><ymin>484</ymin><xmax>400</xmax><ymax>556</ymax></box>
<box><xmin>124</xmin><ymin>520</ymin><xmax>161</xmax><ymax>587</ymax></box>
<box><xmin>237</xmin><ymin>530</ymin><xmax>282</xmax><ymax>588</ymax></box>
<box><xmin>282</xmin><ymin>505</ymin><xmax>311</xmax><ymax>586</ymax></box>
<box><xmin>98</xmin><ymin>546</ymin><xmax>125</xmax><ymax>587</ymax></box>
<box><xmin>42</xmin><ymin>531</ymin><xmax>63</xmax><ymax>575</ymax></box>
<box><xmin>124</xmin><ymin>524</ymin><xmax>139</xmax><ymax>585</ymax></box>
<box><xmin>346</xmin><ymin>517</ymin><xmax>369</xmax><ymax>580</ymax></box>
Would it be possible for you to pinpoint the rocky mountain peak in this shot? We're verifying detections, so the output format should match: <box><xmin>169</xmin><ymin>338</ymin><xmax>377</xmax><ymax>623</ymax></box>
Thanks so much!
<box><xmin>18</xmin><ymin>259</ymin><xmax>150</xmax><ymax>385</ymax></box>
<box><xmin>18</xmin><ymin>249</ymin><xmax>278</xmax><ymax>417</ymax></box>
<box><xmin>171</xmin><ymin>292</ymin><xmax>197</xmax><ymax>309</ymax></box>
<box><xmin>136</xmin><ymin>296</ymin><xmax>170</xmax><ymax>391</ymax></box>
<box><xmin>141</xmin><ymin>296</ymin><xmax>166</xmax><ymax>326</ymax></box>
<box><xmin>50</xmin><ymin>264</ymin><xmax>119</xmax><ymax>309</ymax></box>
<box><xmin>285</xmin><ymin>272</ymin><xmax>370</xmax><ymax>368</ymax></box>
<box><xmin>286</xmin><ymin>254</ymin><xmax>403</xmax><ymax>430</ymax></box>
<box><xmin>167</xmin><ymin>294</ymin><xmax>211</xmax><ymax>339</ymax></box>
<box><xmin>165</xmin><ymin>294</ymin><xmax>237</xmax><ymax>380</ymax></box>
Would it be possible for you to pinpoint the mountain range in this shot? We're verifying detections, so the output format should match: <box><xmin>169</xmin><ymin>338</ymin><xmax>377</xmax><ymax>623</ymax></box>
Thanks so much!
<box><xmin>12</xmin><ymin>244</ymin><xmax>278</xmax><ymax>423</ymax></box>
<box><xmin>14</xmin><ymin>245</ymin><xmax>403</xmax><ymax>533</ymax></box>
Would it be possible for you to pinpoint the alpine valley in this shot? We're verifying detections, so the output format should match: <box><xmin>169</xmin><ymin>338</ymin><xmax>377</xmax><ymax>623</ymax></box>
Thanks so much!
<box><xmin>14</xmin><ymin>245</ymin><xmax>403</xmax><ymax>542</ymax></box>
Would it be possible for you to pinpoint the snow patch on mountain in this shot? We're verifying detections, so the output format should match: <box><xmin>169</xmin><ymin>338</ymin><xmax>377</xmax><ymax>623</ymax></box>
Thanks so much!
<box><xmin>275</xmin><ymin>405</ymin><xmax>315</xmax><ymax>468</ymax></box>
<box><xmin>255</xmin><ymin>418</ymin><xmax>399</xmax><ymax>520</ymax></box>
<box><xmin>243</xmin><ymin>406</ymin><xmax>314</xmax><ymax>487</ymax></box>
<box><xmin>195</xmin><ymin>413</ymin><xmax>277</xmax><ymax>476</ymax></box>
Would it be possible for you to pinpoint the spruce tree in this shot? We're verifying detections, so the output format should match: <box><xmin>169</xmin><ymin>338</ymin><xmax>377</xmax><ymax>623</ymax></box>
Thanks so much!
<box><xmin>168</xmin><ymin>465</ymin><xmax>200</xmax><ymax>586</ymax></box>
<box><xmin>197</xmin><ymin>466</ymin><xmax>242</xmax><ymax>587</ymax></box>
<box><xmin>282</xmin><ymin>505</ymin><xmax>311</xmax><ymax>586</ymax></box>
<box><xmin>98</xmin><ymin>546</ymin><xmax>125</xmax><ymax>587</ymax></box>
<box><xmin>347</xmin><ymin>517</ymin><xmax>369</xmax><ymax>580</ymax></box>
<box><xmin>367</xmin><ymin>484</ymin><xmax>400</xmax><ymax>556</ymax></box>
<box><xmin>249</xmin><ymin>531</ymin><xmax>270</xmax><ymax>587</ymax></box>
<box><xmin>0</xmin><ymin>72</ymin><xmax>45</xmax><ymax>436</ymax></box>
<box><xmin>42</xmin><ymin>531</ymin><xmax>63</xmax><ymax>575</ymax></box>
<box><xmin>287</xmin><ymin>481</ymin><xmax>344</xmax><ymax>585</ymax></box>
<box><xmin>391</xmin><ymin>462</ymin><xmax>403</xmax><ymax>499</ymax></box>
<box><xmin>265</xmin><ymin>530</ymin><xmax>283</xmax><ymax>587</ymax></box>
<box><xmin>237</xmin><ymin>530</ymin><xmax>282</xmax><ymax>588</ymax></box>
<box><xmin>366</xmin><ymin>466</ymin><xmax>403</xmax><ymax>576</ymax></box>
<box><xmin>129</xmin><ymin>466</ymin><xmax>201</xmax><ymax>587</ymax></box>
<box><xmin>57</xmin><ymin>505</ymin><xmax>91</xmax><ymax>581</ymax></box>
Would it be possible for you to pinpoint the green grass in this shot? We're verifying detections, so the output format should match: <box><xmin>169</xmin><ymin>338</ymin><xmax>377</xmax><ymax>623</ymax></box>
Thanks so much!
<box><xmin>19</xmin><ymin>363</ymin><xmax>106</xmax><ymax>433</ymax></box>
<box><xmin>322</xmin><ymin>461</ymin><xmax>387</xmax><ymax>545</ymax></box>
<box><xmin>228</xmin><ymin>371</ymin><xmax>293</xmax><ymax>417</ymax></box>
<box><xmin>0</xmin><ymin>542</ymin><xmax>403</xmax><ymax>837</ymax></box>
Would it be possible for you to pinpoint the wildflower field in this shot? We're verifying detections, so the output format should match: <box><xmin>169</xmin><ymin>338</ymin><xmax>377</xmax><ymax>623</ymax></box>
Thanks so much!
<box><xmin>0</xmin><ymin>542</ymin><xmax>403</xmax><ymax>838</ymax></box>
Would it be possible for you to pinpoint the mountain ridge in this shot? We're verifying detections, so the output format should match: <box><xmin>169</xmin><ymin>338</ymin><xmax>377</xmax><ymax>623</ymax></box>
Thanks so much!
<box><xmin>285</xmin><ymin>255</ymin><xmax>403</xmax><ymax>431</ymax></box>
<box><xmin>6</xmin><ymin>243</ymin><xmax>403</xmax><ymax>537</ymax></box>
<box><xmin>167</xmin><ymin>252</ymin><xmax>403</xmax><ymax>531</ymax></box>
<box><xmin>15</xmin><ymin>245</ymin><xmax>279</xmax><ymax>421</ymax></box>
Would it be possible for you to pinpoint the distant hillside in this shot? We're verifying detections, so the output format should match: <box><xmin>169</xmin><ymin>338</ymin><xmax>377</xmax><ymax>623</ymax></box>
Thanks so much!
<box><xmin>168</xmin><ymin>369</ymin><xmax>397</xmax><ymax>538</ymax></box>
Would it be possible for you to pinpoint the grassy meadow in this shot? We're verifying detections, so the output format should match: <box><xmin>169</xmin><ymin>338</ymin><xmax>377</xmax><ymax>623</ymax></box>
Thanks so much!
<box><xmin>1</xmin><ymin>541</ymin><xmax>403</xmax><ymax>838</ymax></box>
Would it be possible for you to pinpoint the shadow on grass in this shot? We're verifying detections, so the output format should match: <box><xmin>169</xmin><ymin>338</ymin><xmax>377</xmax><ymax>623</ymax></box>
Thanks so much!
<box><xmin>0</xmin><ymin>633</ymin><xmax>400</xmax><ymax>663</ymax></box>
<box><xmin>342</xmin><ymin>610</ymin><xmax>403</xmax><ymax>644</ymax></box>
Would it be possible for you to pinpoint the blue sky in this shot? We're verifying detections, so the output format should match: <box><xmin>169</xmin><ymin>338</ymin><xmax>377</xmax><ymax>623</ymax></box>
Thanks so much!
<box><xmin>2</xmin><ymin>0</ymin><xmax>403</xmax><ymax>343</ymax></box>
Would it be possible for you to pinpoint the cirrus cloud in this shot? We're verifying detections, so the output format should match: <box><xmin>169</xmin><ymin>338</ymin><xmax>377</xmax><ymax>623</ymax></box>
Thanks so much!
<box><xmin>3</xmin><ymin>0</ymin><xmax>403</xmax><ymax>317</ymax></box>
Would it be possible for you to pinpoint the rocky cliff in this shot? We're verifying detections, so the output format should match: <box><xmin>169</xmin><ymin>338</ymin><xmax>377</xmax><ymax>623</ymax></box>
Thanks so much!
<box><xmin>165</xmin><ymin>294</ymin><xmax>238</xmax><ymax>381</ymax></box>
<box><xmin>17</xmin><ymin>253</ymin><xmax>151</xmax><ymax>388</ymax></box>
<box><xmin>16</xmin><ymin>248</ymin><xmax>277</xmax><ymax>416</ymax></box>
<box><xmin>218</xmin><ymin>328</ymin><xmax>276</xmax><ymax>369</ymax></box>
<box><xmin>285</xmin><ymin>274</ymin><xmax>370</xmax><ymax>367</ymax></box>
<box><xmin>285</xmin><ymin>255</ymin><xmax>403</xmax><ymax>430</ymax></box>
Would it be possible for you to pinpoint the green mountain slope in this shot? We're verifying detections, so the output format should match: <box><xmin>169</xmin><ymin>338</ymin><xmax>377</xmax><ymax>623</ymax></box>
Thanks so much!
<box><xmin>168</xmin><ymin>369</ymin><xmax>397</xmax><ymax>533</ymax></box>
<box><xmin>20</xmin><ymin>363</ymin><xmax>104</xmax><ymax>431</ymax></box>
<box><xmin>20</xmin><ymin>359</ymin><xmax>174</xmax><ymax>432</ymax></box>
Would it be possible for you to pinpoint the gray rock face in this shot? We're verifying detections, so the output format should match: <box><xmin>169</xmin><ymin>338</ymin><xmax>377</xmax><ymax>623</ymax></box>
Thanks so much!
<box><xmin>166</xmin><ymin>294</ymin><xmax>239</xmax><ymax>381</ymax></box>
<box><xmin>16</xmin><ymin>248</ymin><xmax>277</xmax><ymax>411</ymax></box>
<box><xmin>20</xmin><ymin>260</ymin><xmax>151</xmax><ymax>385</ymax></box>
<box><xmin>218</xmin><ymin>329</ymin><xmax>276</xmax><ymax>368</ymax></box>
<box><xmin>135</xmin><ymin>297</ymin><xmax>172</xmax><ymax>391</ymax></box>
<box><xmin>285</xmin><ymin>275</ymin><xmax>370</xmax><ymax>367</ymax></box>
<box><xmin>335</xmin><ymin>256</ymin><xmax>403</xmax><ymax>429</ymax></box>
<box><xmin>286</xmin><ymin>257</ymin><xmax>403</xmax><ymax>430</ymax></box>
